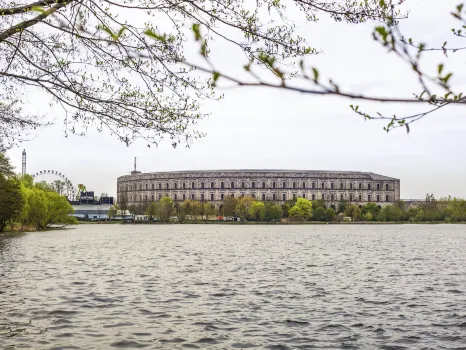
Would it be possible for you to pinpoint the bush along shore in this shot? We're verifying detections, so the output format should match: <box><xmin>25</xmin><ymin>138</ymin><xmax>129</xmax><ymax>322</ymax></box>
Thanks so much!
<box><xmin>106</xmin><ymin>194</ymin><xmax>466</xmax><ymax>224</ymax></box>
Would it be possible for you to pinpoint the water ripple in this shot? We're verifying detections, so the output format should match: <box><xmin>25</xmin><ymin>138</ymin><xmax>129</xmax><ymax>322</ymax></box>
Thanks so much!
<box><xmin>0</xmin><ymin>224</ymin><xmax>465</xmax><ymax>349</ymax></box>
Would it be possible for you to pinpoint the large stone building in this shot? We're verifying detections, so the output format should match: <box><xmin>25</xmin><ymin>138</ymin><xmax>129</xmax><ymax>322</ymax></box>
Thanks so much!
<box><xmin>117</xmin><ymin>170</ymin><xmax>400</xmax><ymax>207</ymax></box>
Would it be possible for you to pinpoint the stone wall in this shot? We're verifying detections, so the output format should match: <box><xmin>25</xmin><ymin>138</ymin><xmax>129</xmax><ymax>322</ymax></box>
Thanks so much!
<box><xmin>116</xmin><ymin>170</ymin><xmax>400</xmax><ymax>207</ymax></box>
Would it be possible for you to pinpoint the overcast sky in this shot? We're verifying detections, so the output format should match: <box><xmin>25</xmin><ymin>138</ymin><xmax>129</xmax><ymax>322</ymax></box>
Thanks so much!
<box><xmin>7</xmin><ymin>0</ymin><xmax>466</xmax><ymax>199</ymax></box>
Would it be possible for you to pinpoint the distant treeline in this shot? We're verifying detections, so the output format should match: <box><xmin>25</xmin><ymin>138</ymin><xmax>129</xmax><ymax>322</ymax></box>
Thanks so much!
<box><xmin>0</xmin><ymin>154</ymin><xmax>77</xmax><ymax>232</ymax></box>
<box><xmin>109</xmin><ymin>194</ymin><xmax>466</xmax><ymax>223</ymax></box>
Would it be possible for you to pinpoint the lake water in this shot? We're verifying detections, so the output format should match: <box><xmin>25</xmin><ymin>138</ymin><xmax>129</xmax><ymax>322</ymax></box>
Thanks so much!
<box><xmin>1</xmin><ymin>224</ymin><xmax>465</xmax><ymax>349</ymax></box>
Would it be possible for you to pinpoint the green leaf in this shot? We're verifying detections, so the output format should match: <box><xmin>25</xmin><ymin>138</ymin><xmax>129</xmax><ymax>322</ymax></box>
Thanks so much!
<box><xmin>200</xmin><ymin>40</ymin><xmax>207</xmax><ymax>57</ymax></box>
<box><xmin>312</xmin><ymin>67</ymin><xmax>319</xmax><ymax>82</ymax></box>
<box><xmin>375</xmin><ymin>26</ymin><xmax>388</xmax><ymax>41</ymax></box>
<box><xmin>99</xmin><ymin>25</ymin><xmax>117</xmax><ymax>40</ymax></box>
<box><xmin>116</xmin><ymin>26</ymin><xmax>127</xmax><ymax>39</ymax></box>
<box><xmin>442</xmin><ymin>73</ymin><xmax>453</xmax><ymax>84</ymax></box>
<box><xmin>192</xmin><ymin>23</ymin><xmax>201</xmax><ymax>41</ymax></box>
<box><xmin>144</xmin><ymin>29</ymin><xmax>166</xmax><ymax>43</ymax></box>
<box><xmin>213</xmin><ymin>71</ymin><xmax>220</xmax><ymax>84</ymax></box>
<box><xmin>438</xmin><ymin>63</ymin><xmax>444</xmax><ymax>74</ymax></box>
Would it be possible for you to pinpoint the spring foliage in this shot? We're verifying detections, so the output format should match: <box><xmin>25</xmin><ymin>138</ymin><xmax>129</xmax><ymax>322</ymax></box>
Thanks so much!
<box><xmin>0</xmin><ymin>155</ymin><xmax>77</xmax><ymax>231</ymax></box>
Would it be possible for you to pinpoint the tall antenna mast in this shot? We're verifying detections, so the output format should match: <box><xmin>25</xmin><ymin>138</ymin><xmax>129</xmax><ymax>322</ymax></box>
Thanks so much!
<box><xmin>131</xmin><ymin>157</ymin><xmax>141</xmax><ymax>175</ymax></box>
<box><xmin>22</xmin><ymin>149</ymin><xmax>26</xmax><ymax>177</ymax></box>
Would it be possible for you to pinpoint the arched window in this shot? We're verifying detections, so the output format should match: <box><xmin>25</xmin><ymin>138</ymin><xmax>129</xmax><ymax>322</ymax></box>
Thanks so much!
<box><xmin>241</xmin><ymin>181</ymin><xmax>245</xmax><ymax>189</ymax></box>
<box><xmin>201</xmin><ymin>193</ymin><xmax>205</xmax><ymax>201</ymax></box>
<box><xmin>252</xmin><ymin>193</ymin><xmax>256</xmax><ymax>199</ymax></box>
<box><xmin>231</xmin><ymin>182</ymin><xmax>234</xmax><ymax>189</ymax></box>
<box><xmin>273</xmin><ymin>193</ymin><xmax>276</xmax><ymax>201</ymax></box>
<box><xmin>221</xmin><ymin>182</ymin><xmax>225</xmax><ymax>189</ymax></box>
<box><xmin>340</xmin><ymin>183</ymin><xmax>343</xmax><ymax>190</ymax></box>
<box><xmin>368</xmin><ymin>183</ymin><xmax>371</xmax><ymax>190</ymax></box>
<box><xmin>293</xmin><ymin>182</ymin><xmax>296</xmax><ymax>189</ymax></box>
<box><xmin>377</xmin><ymin>183</ymin><xmax>380</xmax><ymax>191</ymax></box>
<box><xmin>231</xmin><ymin>193</ymin><xmax>235</xmax><ymax>198</ymax></box>
<box><xmin>166</xmin><ymin>183</ymin><xmax>169</xmax><ymax>189</ymax></box>
<box><xmin>385</xmin><ymin>184</ymin><xmax>389</xmax><ymax>191</ymax></box>
<box><xmin>191</xmin><ymin>193</ymin><xmax>195</xmax><ymax>200</ymax></box>
<box><xmin>377</xmin><ymin>194</ymin><xmax>380</xmax><ymax>202</ymax></box>
<box><xmin>312</xmin><ymin>194</ymin><xmax>315</xmax><ymax>200</ymax></box>
<box><xmin>273</xmin><ymin>182</ymin><xmax>276</xmax><ymax>189</ymax></box>
<box><xmin>282</xmin><ymin>193</ymin><xmax>286</xmax><ymax>201</ymax></box>
<box><xmin>151</xmin><ymin>183</ymin><xmax>154</xmax><ymax>190</ymax></box>
<box><xmin>321</xmin><ymin>182</ymin><xmax>325</xmax><ymax>189</ymax></box>
<box><xmin>145</xmin><ymin>194</ymin><xmax>148</xmax><ymax>201</ymax></box>
<box><xmin>386</xmin><ymin>195</ymin><xmax>389</xmax><ymax>202</ymax></box>
<box><xmin>312</xmin><ymin>182</ymin><xmax>316</xmax><ymax>189</ymax></box>
<box><xmin>158</xmin><ymin>194</ymin><xmax>162</xmax><ymax>200</ymax></box>
<box><xmin>151</xmin><ymin>194</ymin><xmax>155</xmax><ymax>201</ymax></box>
<box><xmin>262</xmin><ymin>182</ymin><xmax>266</xmax><ymax>189</ymax></box>
<box><xmin>331</xmin><ymin>194</ymin><xmax>334</xmax><ymax>201</ymax></box>
<box><xmin>183</xmin><ymin>182</ymin><xmax>186</xmax><ymax>190</ymax></box>
<box><xmin>252</xmin><ymin>182</ymin><xmax>256</xmax><ymax>189</ymax></box>
<box><xmin>368</xmin><ymin>194</ymin><xmax>371</xmax><ymax>202</ymax></box>
<box><xmin>331</xmin><ymin>183</ymin><xmax>334</xmax><ymax>190</ymax></box>
<box><xmin>350</xmin><ymin>183</ymin><xmax>353</xmax><ymax>190</ymax></box>
<box><xmin>211</xmin><ymin>182</ymin><xmax>214</xmax><ymax>189</ymax></box>
<box><xmin>158</xmin><ymin>183</ymin><xmax>162</xmax><ymax>190</ymax></box>
<box><xmin>201</xmin><ymin>182</ymin><xmax>204</xmax><ymax>189</ymax></box>
<box><xmin>221</xmin><ymin>193</ymin><xmax>224</xmax><ymax>200</ymax></box>
<box><xmin>174</xmin><ymin>194</ymin><xmax>178</xmax><ymax>201</ymax></box>
<box><xmin>302</xmin><ymin>182</ymin><xmax>306</xmax><ymax>189</ymax></box>
<box><xmin>359</xmin><ymin>183</ymin><xmax>362</xmax><ymax>190</ymax></box>
<box><xmin>282</xmin><ymin>181</ymin><xmax>286</xmax><ymax>189</ymax></box>
<box><xmin>302</xmin><ymin>193</ymin><xmax>306</xmax><ymax>198</ymax></box>
<box><xmin>358</xmin><ymin>194</ymin><xmax>362</xmax><ymax>201</ymax></box>
<box><xmin>211</xmin><ymin>193</ymin><xmax>214</xmax><ymax>201</ymax></box>
<box><xmin>350</xmin><ymin>194</ymin><xmax>353</xmax><ymax>201</ymax></box>
<box><xmin>145</xmin><ymin>183</ymin><xmax>148</xmax><ymax>190</ymax></box>
<box><xmin>175</xmin><ymin>183</ymin><xmax>178</xmax><ymax>190</ymax></box>
<box><xmin>293</xmin><ymin>193</ymin><xmax>296</xmax><ymax>200</ymax></box>
<box><xmin>322</xmin><ymin>194</ymin><xmax>325</xmax><ymax>200</ymax></box>
<box><xmin>191</xmin><ymin>182</ymin><xmax>195</xmax><ymax>189</ymax></box>
<box><xmin>262</xmin><ymin>193</ymin><xmax>266</xmax><ymax>201</ymax></box>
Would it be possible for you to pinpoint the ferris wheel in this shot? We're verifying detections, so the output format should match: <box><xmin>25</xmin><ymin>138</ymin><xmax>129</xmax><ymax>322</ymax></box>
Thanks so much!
<box><xmin>32</xmin><ymin>169</ymin><xmax>77</xmax><ymax>201</ymax></box>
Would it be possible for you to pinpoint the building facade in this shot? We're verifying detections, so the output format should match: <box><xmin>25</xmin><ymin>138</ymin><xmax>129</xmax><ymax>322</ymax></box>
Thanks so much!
<box><xmin>117</xmin><ymin>170</ymin><xmax>400</xmax><ymax>207</ymax></box>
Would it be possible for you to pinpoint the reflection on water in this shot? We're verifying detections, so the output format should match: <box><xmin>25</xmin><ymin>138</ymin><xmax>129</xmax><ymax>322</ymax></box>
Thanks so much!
<box><xmin>0</xmin><ymin>224</ymin><xmax>465</xmax><ymax>349</ymax></box>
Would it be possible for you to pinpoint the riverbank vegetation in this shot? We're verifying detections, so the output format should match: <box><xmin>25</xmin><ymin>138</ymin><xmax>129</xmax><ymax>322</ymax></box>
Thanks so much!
<box><xmin>114</xmin><ymin>194</ymin><xmax>466</xmax><ymax>224</ymax></box>
<box><xmin>0</xmin><ymin>154</ymin><xmax>77</xmax><ymax>232</ymax></box>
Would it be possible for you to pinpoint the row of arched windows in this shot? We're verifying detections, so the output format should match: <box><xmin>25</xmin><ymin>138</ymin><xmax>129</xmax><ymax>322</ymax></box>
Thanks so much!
<box><xmin>121</xmin><ymin>181</ymin><xmax>391</xmax><ymax>192</ymax></box>
<box><xmin>125</xmin><ymin>192</ymin><xmax>391</xmax><ymax>203</ymax></box>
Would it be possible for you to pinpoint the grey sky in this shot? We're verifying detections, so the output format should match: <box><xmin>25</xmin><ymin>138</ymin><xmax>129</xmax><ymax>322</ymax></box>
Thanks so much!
<box><xmin>7</xmin><ymin>0</ymin><xmax>466</xmax><ymax>199</ymax></box>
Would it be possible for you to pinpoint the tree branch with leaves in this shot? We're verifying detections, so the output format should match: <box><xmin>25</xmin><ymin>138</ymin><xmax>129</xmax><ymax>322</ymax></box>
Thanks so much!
<box><xmin>1</xmin><ymin>0</ymin><xmax>406</xmax><ymax>149</ymax></box>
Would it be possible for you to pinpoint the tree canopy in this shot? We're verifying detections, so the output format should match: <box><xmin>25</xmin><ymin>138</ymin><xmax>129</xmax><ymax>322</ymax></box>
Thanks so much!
<box><xmin>1</xmin><ymin>0</ymin><xmax>420</xmax><ymax>149</ymax></box>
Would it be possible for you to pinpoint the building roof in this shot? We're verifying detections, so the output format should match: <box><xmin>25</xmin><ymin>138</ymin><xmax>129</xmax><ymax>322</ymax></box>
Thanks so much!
<box><xmin>118</xmin><ymin>169</ymin><xmax>398</xmax><ymax>181</ymax></box>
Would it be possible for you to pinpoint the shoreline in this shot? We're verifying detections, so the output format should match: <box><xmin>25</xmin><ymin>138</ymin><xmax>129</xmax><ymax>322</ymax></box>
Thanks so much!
<box><xmin>77</xmin><ymin>221</ymin><xmax>464</xmax><ymax>225</ymax></box>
